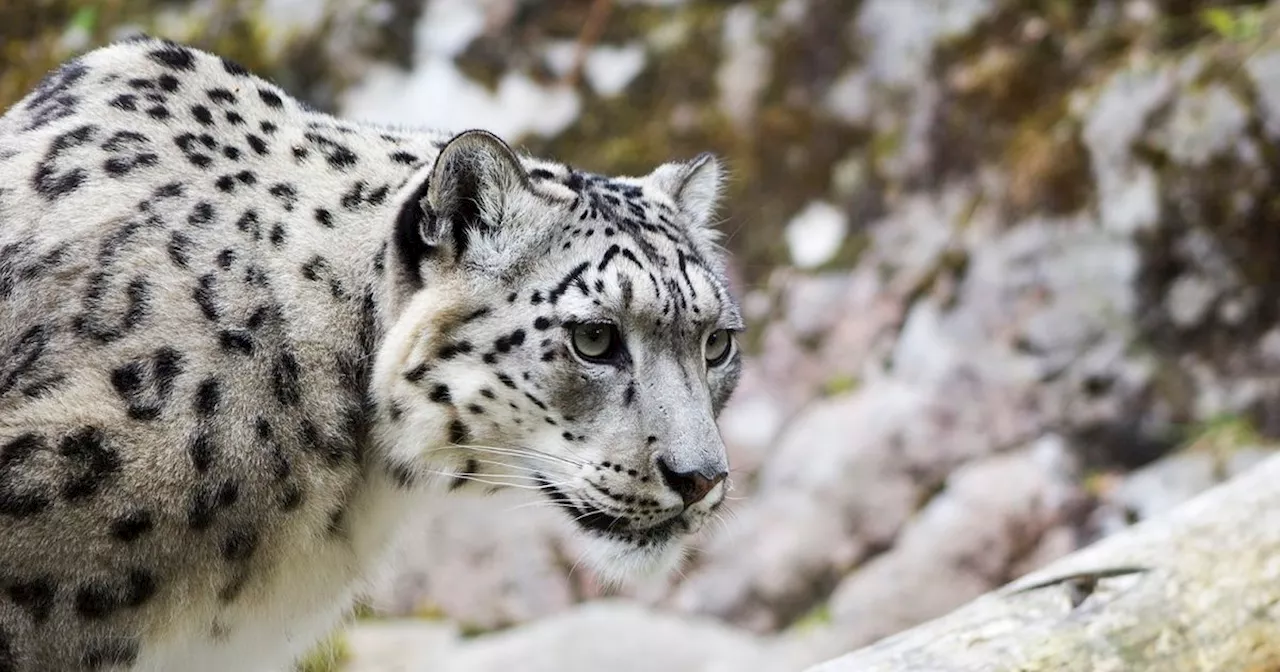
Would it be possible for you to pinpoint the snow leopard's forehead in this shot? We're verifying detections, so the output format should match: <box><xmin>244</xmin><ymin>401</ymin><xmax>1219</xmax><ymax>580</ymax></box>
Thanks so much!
<box><xmin>504</xmin><ymin>165</ymin><xmax>742</xmax><ymax>344</ymax></box>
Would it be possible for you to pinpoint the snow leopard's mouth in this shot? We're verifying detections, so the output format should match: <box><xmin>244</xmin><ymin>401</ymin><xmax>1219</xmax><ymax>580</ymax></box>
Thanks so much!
<box><xmin>535</xmin><ymin>474</ymin><xmax>687</xmax><ymax>546</ymax></box>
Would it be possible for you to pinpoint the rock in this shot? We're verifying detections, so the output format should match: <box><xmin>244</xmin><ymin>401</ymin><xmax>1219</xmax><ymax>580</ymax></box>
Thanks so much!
<box><xmin>582</xmin><ymin>43</ymin><xmax>649</xmax><ymax>98</ymax></box>
<box><xmin>438</xmin><ymin>601</ymin><xmax>767</xmax><ymax>672</ymax></box>
<box><xmin>959</xmin><ymin>214</ymin><xmax>1140</xmax><ymax>362</ymax></box>
<box><xmin>1149</xmin><ymin>82</ymin><xmax>1250</xmax><ymax>168</ymax></box>
<box><xmin>821</xmin><ymin>439</ymin><xmax>1085</xmax><ymax>652</ymax></box>
<box><xmin>1245</xmin><ymin>47</ymin><xmax>1280</xmax><ymax>140</ymax></box>
<box><xmin>1165</xmin><ymin>273</ymin><xmax>1221</xmax><ymax>329</ymax></box>
<box><xmin>716</xmin><ymin>4</ymin><xmax>771</xmax><ymax>129</ymax></box>
<box><xmin>751</xmin><ymin>319</ymin><xmax>830</xmax><ymax>416</ymax></box>
<box><xmin>781</xmin><ymin>273</ymin><xmax>853</xmax><ymax>341</ymax></box>
<box><xmin>855</xmin><ymin>0</ymin><xmax>995</xmax><ymax>88</ymax></box>
<box><xmin>670</xmin><ymin>384</ymin><xmax>930</xmax><ymax>632</ymax></box>
<box><xmin>815</xmin><ymin>268</ymin><xmax>903</xmax><ymax>382</ymax></box>
<box><xmin>825</xmin><ymin>69</ymin><xmax>873</xmax><ymax>125</ymax></box>
<box><xmin>1226</xmin><ymin>447</ymin><xmax>1277</xmax><ymax>477</ymax></box>
<box><xmin>341</xmin><ymin>0</ymin><xmax>582</xmax><ymax>140</ymax></box>
<box><xmin>1107</xmin><ymin>445</ymin><xmax>1280</xmax><ymax>526</ymax></box>
<box><xmin>784</xmin><ymin>201</ymin><xmax>849</xmax><ymax>270</ymax></box>
<box><xmin>863</xmin><ymin>184</ymin><xmax>970</xmax><ymax>299</ymax></box>
<box><xmin>671</xmin><ymin>345</ymin><xmax>1048</xmax><ymax>632</ymax></box>
<box><xmin>344</xmin><ymin>620</ymin><xmax>461</xmax><ymax>672</ymax></box>
<box><xmin>1081</xmin><ymin>61</ymin><xmax>1175</xmax><ymax>235</ymax></box>
<box><xmin>716</xmin><ymin>362</ymin><xmax>788</xmax><ymax>479</ymax></box>
<box><xmin>1111</xmin><ymin>451</ymin><xmax>1218</xmax><ymax>522</ymax></box>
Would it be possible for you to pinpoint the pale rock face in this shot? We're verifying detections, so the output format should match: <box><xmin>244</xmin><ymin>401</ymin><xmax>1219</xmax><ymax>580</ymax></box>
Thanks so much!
<box><xmin>784</xmin><ymin>201</ymin><xmax>848</xmax><ymax>270</ymax></box>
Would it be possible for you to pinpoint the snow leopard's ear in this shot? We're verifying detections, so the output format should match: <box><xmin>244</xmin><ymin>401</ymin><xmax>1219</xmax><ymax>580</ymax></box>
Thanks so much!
<box><xmin>391</xmin><ymin>129</ymin><xmax>530</xmax><ymax>286</ymax></box>
<box><xmin>647</xmin><ymin>152</ymin><xmax>723</xmax><ymax>229</ymax></box>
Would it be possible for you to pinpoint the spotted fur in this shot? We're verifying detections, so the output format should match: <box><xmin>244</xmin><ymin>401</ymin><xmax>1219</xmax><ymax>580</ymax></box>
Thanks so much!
<box><xmin>0</xmin><ymin>36</ymin><xmax>742</xmax><ymax>671</ymax></box>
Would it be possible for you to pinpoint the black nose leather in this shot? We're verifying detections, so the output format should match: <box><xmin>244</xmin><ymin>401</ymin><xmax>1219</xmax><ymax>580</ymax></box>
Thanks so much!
<box><xmin>657</xmin><ymin>457</ymin><xmax>727</xmax><ymax>507</ymax></box>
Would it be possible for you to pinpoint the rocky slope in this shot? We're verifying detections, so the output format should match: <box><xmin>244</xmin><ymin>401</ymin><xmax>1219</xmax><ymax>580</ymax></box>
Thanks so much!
<box><xmin>7</xmin><ymin>1</ymin><xmax>1280</xmax><ymax>670</ymax></box>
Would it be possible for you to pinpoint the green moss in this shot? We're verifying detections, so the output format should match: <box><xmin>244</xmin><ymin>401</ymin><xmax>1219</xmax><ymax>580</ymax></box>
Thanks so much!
<box><xmin>787</xmin><ymin>602</ymin><xmax>833</xmax><ymax>633</ymax></box>
<box><xmin>1182</xmin><ymin>413</ymin><xmax>1263</xmax><ymax>456</ymax></box>
<box><xmin>822</xmin><ymin>374</ymin><xmax>861</xmax><ymax>397</ymax></box>
<box><xmin>1200</xmin><ymin>6</ymin><xmax>1266</xmax><ymax>42</ymax></box>
<box><xmin>411</xmin><ymin>602</ymin><xmax>449</xmax><ymax>621</ymax></box>
<box><xmin>350</xmin><ymin>600</ymin><xmax>378</xmax><ymax>621</ymax></box>
<box><xmin>458</xmin><ymin>621</ymin><xmax>493</xmax><ymax>639</ymax></box>
<box><xmin>929</xmin><ymin>3</ymin><xmax>1101</xmax><ymax>218</ymax></box>
<box><xmin>294</xmin><ymin>632</ymin><xmax>350</xmax><ymax>672</ymax></box>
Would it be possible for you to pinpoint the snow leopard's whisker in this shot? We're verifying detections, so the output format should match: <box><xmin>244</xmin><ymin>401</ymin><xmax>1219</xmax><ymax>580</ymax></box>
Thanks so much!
<box><xmin>566</xmin><ymin>554</ymin><xmax>587</xmax><ymax>582</ymax></box>
<box><xmin>418</xmin><ymin>469</ymin><xmax>554</xmax><ymax>492</ymax></box>
<box><xmin>709</xmin><ymin>510</ymin><xmax>733</xmax><ymax>535</ymax></box>
<box><xmin>460</xmin><ymin>444</ymin><xmax>584</xmax><ymax>468</ymax></box>
<box><xmin>434</xmin><ymin>443</ymin><xmax>584</xmax><ymax>468</ymax></box>
<box><xmin>463</xmin><ymin>457</ymin><xmax>577</xmax><ymax>485</ymax></box>
<box><xmin>416</xmin><ymin>446</ymin><xmax>570</xmax><ymax>473</ymax></box>
<box><xmin>431</xmin><ymin>470</ymin><xmax>587</xmax><ymax>502</ymax></box>
<box><xmin>502</xmin><ymin>492</ymin><xmax>597</xmax><ymax>514</ymax></box>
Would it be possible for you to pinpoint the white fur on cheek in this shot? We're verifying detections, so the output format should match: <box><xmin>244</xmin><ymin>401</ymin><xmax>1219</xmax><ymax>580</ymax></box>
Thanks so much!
<box><xmin>371</xmin><ymin>284</ymin><xmax>463</xmax><ymax>472</ymax></box>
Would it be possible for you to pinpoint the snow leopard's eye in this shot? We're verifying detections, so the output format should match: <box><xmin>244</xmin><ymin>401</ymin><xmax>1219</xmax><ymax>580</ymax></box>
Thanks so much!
<box><xmin>704</xmin><ymin>329</ymin><xmax>733</xmax><ymax>366</ymax></box>
<box><xmin>571</xmin><ymin>322</ymin><xmax>620</xmax><ymax>362</ymax></box>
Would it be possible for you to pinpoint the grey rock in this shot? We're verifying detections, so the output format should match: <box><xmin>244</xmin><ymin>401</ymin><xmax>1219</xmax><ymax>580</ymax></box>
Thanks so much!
<box><xmin>1165</xmin><ymin>274</ymin><xmax>1218</xmax><ymax>328</ymax></box>
<box><xmin>438</xmin><ymin>601</ymin><xmax>767</xmax><ymax>672</ymax></box>
<box><xmin>671</xmin><ymin>340</ymin><xmax>1049</xmax><ymax>632</ymax></box>
<box><xmin>816</xmin><ymin>268</ymin><xmax>903</xmax><ymax>382</ymax></box>
<box><xmin>716</xmin><ymin>362</ymin><xmax>789</xmax><ymax>479</ymax></box>
<box><xmin>855</xmin><ymin>0</ymin><xmax>995</xmax><ymax>88</ymax></box>
<box><xmin>1149</xmin><ymin>82</ymin><xmax>1250</xmax><ymax>168</ymax></box>
<box><xmin>670</xmin><ymin>385</ymin><xmax>930</xmax><ymax>632</ymax></box>
<box><xmin>825</xmin><ymin>68</ymin><xmax>873</xmax><ymax>125</ymax></box>
<box><xmin>1226</xmin><ymin>447</ymin><xmax>1276</xmax><ymax>477</ymax></box>
<box><xmin>1246</xmin><ymin>48</ymin><xmax>1280</xmax><ymax>140</ymax></box>
<box><xmin>753</xmin><ymin>320</ymin><xmax>830</xmax><ymax>415</ymax></box>
<box><xmin>864</xmin><ymin>185</ymin><xmax>970</xmax><ymax>299</ymax></box>
<box><xmin>960</xmin><ymin>214</ymin><xmax>1139</xmax><ymax>342</ymax></box>
<box><xmin>782</xmin><ymin>273</ymin><xmax>854</xmax><ymax>341</ymax></box>
<box><xmin>1162</xmin><ymin>228</ymin><xmax>1241</xmax><ymax>330</ymax></box>
<box><xmin>1112</xmin><ymin>451</ymin><xmax>1218</xmax><ymax>522</ymax></box>
<box><xmin>343</xmin><ymin>620</ymin><xmax>461</xmax><ymax>672</ymax></box>
<box><xmin>1082</xmin><ymin>62</ymin><xmax>1175</xmax><ymax>235</ymax></box>
<box><xmin>822</xmin><ymin>440</ymin><xmax>1084</xmax><ymax>651</ymax></box>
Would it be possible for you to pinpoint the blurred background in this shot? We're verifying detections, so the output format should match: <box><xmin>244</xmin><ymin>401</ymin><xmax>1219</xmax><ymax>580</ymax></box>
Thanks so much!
<box><xmin>7</xmin><ymin>0</ymin><xmax>1280</xmax><ymax>670</ymax></box>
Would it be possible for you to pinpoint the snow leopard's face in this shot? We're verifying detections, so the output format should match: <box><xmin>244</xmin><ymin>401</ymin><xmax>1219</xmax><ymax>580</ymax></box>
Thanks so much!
<box><xmin>373</xmin><ymin>130</ymin><xmax>741</xmax><ymax>583</ymax></box>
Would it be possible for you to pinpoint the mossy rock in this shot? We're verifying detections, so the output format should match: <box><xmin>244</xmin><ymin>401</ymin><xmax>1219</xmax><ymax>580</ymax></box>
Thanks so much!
<box><xmin>0</xmin><ymin>0</ymin><xmax>361</xmax><ymax>114</ymax></box>
<box><xmin>517</xmin><ymin>0</ymin><xmax>872</xmax><ymax>289</ymax></box>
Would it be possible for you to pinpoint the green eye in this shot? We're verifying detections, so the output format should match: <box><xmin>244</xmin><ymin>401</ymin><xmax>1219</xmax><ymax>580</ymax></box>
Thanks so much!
<box><xmin>705</xmin><ymin>329</ymin><xmax>733</xmax><ymax>366</ymax></box>
<box><xmin>571</xmin><ymin>323</ymin><xmax>620</xmax><ymax>361</ymax></box>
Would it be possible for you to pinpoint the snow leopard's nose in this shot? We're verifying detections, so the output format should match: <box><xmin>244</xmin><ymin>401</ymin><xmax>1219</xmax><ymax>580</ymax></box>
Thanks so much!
<box><xmin>656</xmin><ymin>456</ymin><xmax>727</xmax><ymax>508</ymax></box>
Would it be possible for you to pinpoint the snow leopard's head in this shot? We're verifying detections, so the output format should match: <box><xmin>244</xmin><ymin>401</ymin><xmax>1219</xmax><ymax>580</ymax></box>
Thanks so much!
<box><xmin>373</xmin><ymin>130</ymin><xmax>741</xmax><ymax>584</ymax></box>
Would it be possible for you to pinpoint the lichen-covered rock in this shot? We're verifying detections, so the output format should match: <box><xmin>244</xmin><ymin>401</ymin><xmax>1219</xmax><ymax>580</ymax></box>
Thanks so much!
<box><xmin>821</xmin><ymin>441</ymin><xmax>1085</xmax><ymax>651</ymax></box>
